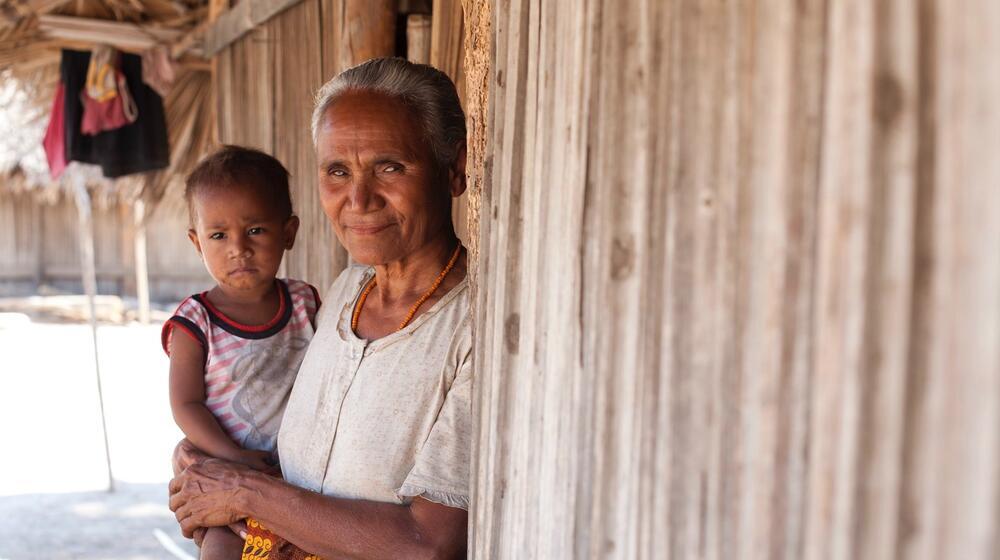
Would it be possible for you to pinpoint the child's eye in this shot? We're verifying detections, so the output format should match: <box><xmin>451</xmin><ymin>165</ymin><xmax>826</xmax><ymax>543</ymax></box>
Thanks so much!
<box><xmin>248</xmin><ymin>227</ymin><xmax>264</xmax><ymax>235</ymax></box>
<box><xmin>209</xmin><ymin>232</ymin><xmax>225</xmax><ymax>240</ymax></box>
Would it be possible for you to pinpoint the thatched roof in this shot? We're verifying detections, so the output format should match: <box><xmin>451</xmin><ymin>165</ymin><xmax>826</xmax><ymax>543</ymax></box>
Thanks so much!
<box><xmin>0</xmin><ymin>1</ymin><xmax>213</xmax><ymax>214</ymax></box>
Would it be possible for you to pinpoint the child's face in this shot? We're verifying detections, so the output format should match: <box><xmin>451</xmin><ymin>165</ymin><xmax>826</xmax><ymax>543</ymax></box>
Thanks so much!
<box><xmin>187</xmin><ymin>186</ymin><xmax>299</xmax><ymax>295</ymax></box>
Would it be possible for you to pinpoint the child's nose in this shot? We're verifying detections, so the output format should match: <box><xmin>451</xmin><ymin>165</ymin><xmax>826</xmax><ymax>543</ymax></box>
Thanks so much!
<box><xmin>229</xmin><ymin>236</ymin><xmax>252</xmax><ymax>257</ymax></box>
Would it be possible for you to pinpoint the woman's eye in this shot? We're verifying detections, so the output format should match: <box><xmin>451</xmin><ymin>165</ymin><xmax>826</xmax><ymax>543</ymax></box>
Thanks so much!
<box><xmin>248</xmin><ymin>227</ymin><xmax>264</xmax><ymax>235</ymax></box>
<box><xmin>209</xmin><ymin>232</ymin><xmax>224</xmax><ymax>240</ymax></box>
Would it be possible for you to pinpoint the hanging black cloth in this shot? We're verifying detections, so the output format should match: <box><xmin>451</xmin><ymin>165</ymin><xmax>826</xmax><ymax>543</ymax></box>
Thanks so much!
<box><xmin>61</xmin><ymin>49</ymin><xmax>170</xmax><ymax>178</ymax></box>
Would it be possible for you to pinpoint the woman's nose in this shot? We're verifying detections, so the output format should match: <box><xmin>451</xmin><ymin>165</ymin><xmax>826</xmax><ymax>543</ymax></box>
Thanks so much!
<box><xmin>347</xmin><ymin>175</ymin><xmax>375</xmax><ymax>210</ymax></box>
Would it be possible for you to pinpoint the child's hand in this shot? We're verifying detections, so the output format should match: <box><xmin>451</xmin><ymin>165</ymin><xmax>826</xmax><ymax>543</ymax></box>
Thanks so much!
<box><xmin>234</xmin><ymin>449</ymin><xmax>280</xmax><ymax>475</ymax></box>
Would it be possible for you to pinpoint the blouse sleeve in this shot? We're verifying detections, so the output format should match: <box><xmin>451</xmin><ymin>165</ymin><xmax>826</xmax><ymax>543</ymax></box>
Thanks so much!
<box><xmin>396</xmin><ymin>350</ymin><xmax>473</xmax><ymax>510</ymax></box>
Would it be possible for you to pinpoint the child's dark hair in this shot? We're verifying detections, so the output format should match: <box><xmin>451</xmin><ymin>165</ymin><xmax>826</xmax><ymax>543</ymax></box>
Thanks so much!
<box><xmin>185</xmin><ymin>145</ymin><xmax>293</xmax><ymax>222</ymax></box>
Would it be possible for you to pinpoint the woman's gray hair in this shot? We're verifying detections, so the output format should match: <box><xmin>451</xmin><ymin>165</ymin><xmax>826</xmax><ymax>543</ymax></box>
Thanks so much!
<box><xmin>312</xmin><ymin>57</ymin><xmax>466</xmax><ymax>170</ymax></box>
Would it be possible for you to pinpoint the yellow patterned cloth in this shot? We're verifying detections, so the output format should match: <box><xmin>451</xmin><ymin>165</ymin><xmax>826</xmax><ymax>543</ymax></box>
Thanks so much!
<box><xmin>241</xmin><ymin>518</ymin><xmax>322</xmax><ymax>560</ymax></box>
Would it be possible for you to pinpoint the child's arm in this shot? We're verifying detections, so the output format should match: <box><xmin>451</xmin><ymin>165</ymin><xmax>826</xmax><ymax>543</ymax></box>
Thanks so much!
<box><xmin>168</xmin><ymin>331</ymin><xmax>272</xmax><ymax>471</ymax></box>
<box><xmin>199</xmin><ymin>526</ymin><xmax>246</xmax><ymax>559</ymax></box>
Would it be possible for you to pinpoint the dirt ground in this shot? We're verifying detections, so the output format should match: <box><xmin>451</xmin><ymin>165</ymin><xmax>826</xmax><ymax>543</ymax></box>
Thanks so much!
<box><xmin>0</xmin><ymin>296</ymin><xmax>200</xmax><ymax>559</ymax></box>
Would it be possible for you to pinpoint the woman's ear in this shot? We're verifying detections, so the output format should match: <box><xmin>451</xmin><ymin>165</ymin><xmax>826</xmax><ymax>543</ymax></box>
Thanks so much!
<box><xmin>283</xmin><ymin>215</ymin><xmax>301</xmax><ymax>250</ymax></box>
<box><xmin>187</xmin><ymin>229</ymin><xmax>203</xmax><ymax>256</ymax></box>
<box><xmin>448</xmin><ymin>143</ymin><xmax>468</xmax><ymax>198</ymax></box>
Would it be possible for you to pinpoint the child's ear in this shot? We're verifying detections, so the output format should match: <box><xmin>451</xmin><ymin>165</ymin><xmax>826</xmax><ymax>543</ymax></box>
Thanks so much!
<box><xmin>283</xmin><ymin>215</ymin><xmax>300</xmax><ymax>250</ymax></box>
<box><xmin>187</xmin><ymin>229</ymin><xmax>203</xmax><ymax>255</ymax></box>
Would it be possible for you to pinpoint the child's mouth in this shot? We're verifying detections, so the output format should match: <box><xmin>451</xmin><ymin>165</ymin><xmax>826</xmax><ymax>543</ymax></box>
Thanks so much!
<box><xmin>229</xmin><ymin>266</ymin><xmax>258</xmax><ymax>276</ymax></box>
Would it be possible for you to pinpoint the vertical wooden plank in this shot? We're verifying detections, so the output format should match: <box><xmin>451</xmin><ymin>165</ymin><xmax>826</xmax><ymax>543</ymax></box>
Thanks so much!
<box><xmin>430</xmin><ymin>0</ymin><xmax>469</xmax><ymax>246</ymax></box>
<box><xmin>33</xmin><ymin>197</ymin><xmax>45</xmax><ymax>288</ymax></box>
<box><xmin>431</xmin><ymin>0</ymin><xmax>465</xmax><ymax>99</ymax></box>
<box><xmin>470</xmin><ymin>1</ymin><xmax>999</xmax><ymax>559</ymax></box>
<box><xmin>898</xmin><ymin>1</ymin><xmax>1000</xmax><ymax>559</ymax></box>
<box><xmin>272</xmin><ymin>0</ymin><xmax>328</xmax><ymax>288</ymax></box>
<box><xmin>407</xmin><ymin>14</ymin><xmax>432</xmax><ymax>64</ymax></box>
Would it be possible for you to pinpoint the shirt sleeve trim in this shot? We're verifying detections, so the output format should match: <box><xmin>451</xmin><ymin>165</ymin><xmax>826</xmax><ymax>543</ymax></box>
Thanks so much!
<box><xmin>396</xmin><ymin>483</ymin><xmax>470</xmax><ymax>511</ymax></box>
<box><xmin>162</xmin><ymin>315</ymin><xmax>207</xmax><ymax>356</ymax></box>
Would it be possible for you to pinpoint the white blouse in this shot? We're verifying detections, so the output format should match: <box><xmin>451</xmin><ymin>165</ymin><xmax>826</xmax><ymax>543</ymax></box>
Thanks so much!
<box><xmin>277</xmin><ymin>264</ymin><xmax>472</xmax><ymax>509</ymax></box>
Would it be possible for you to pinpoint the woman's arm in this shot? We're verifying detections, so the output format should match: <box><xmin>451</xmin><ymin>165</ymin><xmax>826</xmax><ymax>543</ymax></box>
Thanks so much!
<box><xmin>168</xmin><ymin>333</ymin><xmax>272</xmax><ymax>471</ymax></box>
<box><xmin>169</xmin><ymin>460</ymin><xmax>467</xmax><ymax>560</ymax></box>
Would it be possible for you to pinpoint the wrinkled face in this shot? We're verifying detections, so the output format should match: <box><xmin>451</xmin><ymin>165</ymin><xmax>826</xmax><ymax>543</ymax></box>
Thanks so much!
<box><xmin>315</xmin><ymin>91</ymin><xmax>456</xmax><ymax>266</ymax></box>
<box><xmin>187</xmin><ymin>186</ymin><xmax>299</xmax><ymax>294</ymax></box>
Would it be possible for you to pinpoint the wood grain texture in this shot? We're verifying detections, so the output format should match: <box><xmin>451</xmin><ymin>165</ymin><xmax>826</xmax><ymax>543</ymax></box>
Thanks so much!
<box><xmin>468</xmin><ymin>0</ymin><xmax>1000</xmax><ymax>558</ymax></box>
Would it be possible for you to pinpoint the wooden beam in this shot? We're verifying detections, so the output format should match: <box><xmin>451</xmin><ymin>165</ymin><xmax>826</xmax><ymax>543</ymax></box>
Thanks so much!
<box><xmin>202</xmin><ymin>0</ymin><xmax>307</xmax><ymax>57</ymax></box>
<box><xmin>37</xmin><ymin>14</ymin><xmax>183</xmax><ymax>52</ymax></box>
<box><xmin>28</xmin><ymin>0</ymin><xmax>73</xmax><ymax>13</ymax></box>
<box><xmin>170</xmin><ymin>18</ymin><xmax>212</xmax><ymax>59</ymax></box>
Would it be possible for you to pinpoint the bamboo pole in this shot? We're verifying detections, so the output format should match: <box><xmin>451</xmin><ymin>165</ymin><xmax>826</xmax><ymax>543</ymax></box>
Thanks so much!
<box><xmin>73</xmin><ymin>177</ymin><xmax>114</xmax><ymax>492</ymax></box>
<box><xmin>133</xmin><ymin>200</ymin><xmax>151</xmax><ymax>325</ymax></box>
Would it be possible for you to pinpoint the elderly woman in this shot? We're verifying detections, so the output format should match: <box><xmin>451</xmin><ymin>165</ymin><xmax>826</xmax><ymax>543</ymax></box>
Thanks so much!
<box><xmin>168</xmin><ymin>57</ymin><xmax>471</xmax><ymax>559</ymax></box>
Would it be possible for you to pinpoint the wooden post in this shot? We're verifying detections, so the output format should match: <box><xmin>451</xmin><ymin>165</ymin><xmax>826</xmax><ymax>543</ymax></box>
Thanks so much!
<box><xmin>407</xmin><ymin>14</ymin><xmax>432</xmax><ymax>64</ymax></box>
<box><xmin>133</xmin><ymin>200</ymin><xmax>151</xmax><ymax>324</ymax></box>
<box><xmin>33</xmin><ymin>197</ymin><xmax>44</xmax><ymax>289</ymax></box>
<box><xmin>333</xmin><ymin>0</ymin><xmax>396</xmax><ymax>72</ymax></box>
<box><xmin>73</xmin><ymin>177</ymin><xmax>114</xmax><ymax>492</ymax></box>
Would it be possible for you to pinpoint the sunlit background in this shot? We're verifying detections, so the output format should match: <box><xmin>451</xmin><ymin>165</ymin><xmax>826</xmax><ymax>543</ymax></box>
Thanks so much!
<box><xmin>0</xmin><ymin>297</ymin><xmax>198</xmax><ymax>559</ymax></box>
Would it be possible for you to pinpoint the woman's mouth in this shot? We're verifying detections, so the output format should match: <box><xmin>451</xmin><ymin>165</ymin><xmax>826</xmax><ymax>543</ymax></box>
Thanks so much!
<box><xmin>346</xmin><ymin>223</ymin><xmax>394</xmax><ymax>235</ymax></box>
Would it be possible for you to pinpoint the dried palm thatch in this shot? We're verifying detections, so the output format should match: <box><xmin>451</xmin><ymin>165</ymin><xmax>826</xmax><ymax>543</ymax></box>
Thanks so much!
<box><xmin>0</xmin><ymin>1</ymin><xmax>213</xmax><ymax>212</ymax></box>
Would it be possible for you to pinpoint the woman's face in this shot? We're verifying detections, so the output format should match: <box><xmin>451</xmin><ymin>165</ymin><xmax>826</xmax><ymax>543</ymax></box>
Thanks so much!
<box><xmin>315</xmin><ymin>91</ymin><xmax>455</xmax><ymax>266</ymax></box>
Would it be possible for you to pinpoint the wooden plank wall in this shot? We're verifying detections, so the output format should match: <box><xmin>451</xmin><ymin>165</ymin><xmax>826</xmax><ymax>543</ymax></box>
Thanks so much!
<box><xmin>470</xmin><ymin>0</ymin><xmax>1000</xmax><ymax>559</ymax></box>
<box><xmin>214</xmin><ymin>0</ymin><xmax>398</xmax><ymax>293</ymax></box>
<box><xmin>0</xmin><ymin>192</ymin><xmax>209</xmax><ymax>300</ymax></box>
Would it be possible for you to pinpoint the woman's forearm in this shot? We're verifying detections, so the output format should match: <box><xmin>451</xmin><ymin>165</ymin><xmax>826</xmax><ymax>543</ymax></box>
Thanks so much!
<box><xmin>234</xmin><ymin>471</ymin><xmax>442</xmax><ymax>560</ymax></box>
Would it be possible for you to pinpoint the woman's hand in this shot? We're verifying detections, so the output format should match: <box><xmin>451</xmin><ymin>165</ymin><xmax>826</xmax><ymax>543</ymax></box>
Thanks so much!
<box><xmin>172</xmin><ymin>438</ymin><xmax>211</xmax><ymax>476</ymax></box>
<box><xmin>168</xmin><ymin>458</ymin><xmax>256</xmax><ymax>539</ymax></box>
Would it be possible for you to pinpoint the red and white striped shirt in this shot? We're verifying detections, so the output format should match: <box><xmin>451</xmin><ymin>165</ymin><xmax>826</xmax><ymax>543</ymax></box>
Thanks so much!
<box><xmin>162</xmin><ymin>278</ymin><xmax>320</xmax><ymax>453</ymax></box>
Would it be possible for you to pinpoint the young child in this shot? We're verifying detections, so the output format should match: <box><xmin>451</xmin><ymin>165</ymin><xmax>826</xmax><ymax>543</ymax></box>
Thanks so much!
<box><xmin>162</xmin><ymin>145</ymin><xmax>320</xmax><ymax>556</ymax></box>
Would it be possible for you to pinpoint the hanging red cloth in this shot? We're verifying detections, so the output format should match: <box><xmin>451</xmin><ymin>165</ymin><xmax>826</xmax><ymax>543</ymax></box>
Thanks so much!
<box><xmin>42</xmin><ymin>82</ymin><xmax>67</xmax><ymax>179</ymax></box>
<box><xmin>79</xmin><ymin>46</ymin><xmax>138</xmax><ymax>135</ymax></box>
<box><xmin>80</xmin><ymin>71</ymin><xmax>137</xmax><ymax>134</ymax></box>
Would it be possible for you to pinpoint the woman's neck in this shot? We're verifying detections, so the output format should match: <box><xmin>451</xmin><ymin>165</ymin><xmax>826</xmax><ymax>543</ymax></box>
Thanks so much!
<box><xmin>371</xmin><ymin>234</ymin><xmax>462</xmax><ymax>306</ymax></box>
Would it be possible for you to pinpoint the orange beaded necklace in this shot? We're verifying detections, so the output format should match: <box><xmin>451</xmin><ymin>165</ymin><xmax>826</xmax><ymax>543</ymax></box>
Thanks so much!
<box><xmin>351</xmin><ymin>243</ymin><xmax>463</xmax><ymax>334</ymax></box>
